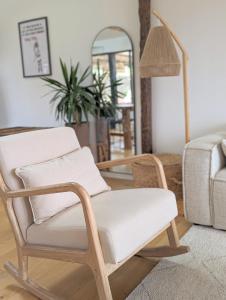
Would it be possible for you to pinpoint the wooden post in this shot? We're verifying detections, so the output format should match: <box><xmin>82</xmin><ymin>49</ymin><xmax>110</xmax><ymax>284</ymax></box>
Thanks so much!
<box><xmin>139</xmin><ymin>0</ymin><xmax>152</xmax><ymax>153</ymax></box>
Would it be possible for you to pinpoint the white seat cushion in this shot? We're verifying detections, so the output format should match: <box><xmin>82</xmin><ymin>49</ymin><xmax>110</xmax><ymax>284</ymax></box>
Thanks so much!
<box><xmin>27</xmin><ymin>188</ymin><xmax>177</xmax><ymax>263</ymax></box>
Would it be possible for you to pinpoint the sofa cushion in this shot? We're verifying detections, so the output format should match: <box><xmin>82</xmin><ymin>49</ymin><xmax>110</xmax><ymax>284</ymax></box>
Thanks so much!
<box><xmin>222</xmin><ymin>139</ymin><xmax>226</xmax><ymax>157</ymax></box>
<box><xmin>16</xmin><ymin>147</ymin><xmax>110</xmax><ymax>224</ymax></box>
<box><xmin>27</xmin><ymin>188</ymin><xmax>177</xmax><ymax>263</ymax></box>
<box><xmin>212</xmin><ymin>168</ymin><xmax>226</xmax><ymax>229</ymax></box>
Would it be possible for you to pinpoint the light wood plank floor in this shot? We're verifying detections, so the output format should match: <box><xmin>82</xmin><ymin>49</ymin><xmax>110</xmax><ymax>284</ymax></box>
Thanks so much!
<box><xmin>0</xmin><ymin>178</ymin><xmax>191</xmax><ymax>300</ymax></box>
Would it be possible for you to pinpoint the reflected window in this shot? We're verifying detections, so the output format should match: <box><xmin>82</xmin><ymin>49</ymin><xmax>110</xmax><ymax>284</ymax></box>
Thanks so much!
<box><xmin>92</xmin><ymin>51</ymin><xmax>133</xmax><ymax>105</ymax></box>
<box><xmin>115</xmin><ymin>51</ymin><xmax>133</xmax><ymax>104</ymax></box>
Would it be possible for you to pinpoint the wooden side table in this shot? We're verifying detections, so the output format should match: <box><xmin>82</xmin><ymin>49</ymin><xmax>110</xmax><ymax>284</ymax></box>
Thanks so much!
<box><xmin>0</xmin><ymin>127</ymin><xmax>51</xmax><ymax>137</ymax></box>
<box><xmin>131</xmin><ymin>153</ymin><xmax>183</xmax><ymax>200</ymax></box>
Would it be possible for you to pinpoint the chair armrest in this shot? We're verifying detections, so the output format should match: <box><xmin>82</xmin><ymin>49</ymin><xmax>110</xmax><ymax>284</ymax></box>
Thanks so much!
<box><xmin>5</xmin><ymin>182</ymin><xmax>101</xmax><ymax>251</ymax></box>
<box><xmin>96</xmin><ymin>154</ymin><xmax>167</xmax><ymax>189</ymax></box>
<box><xmin>6</xmin><ymin>182</ymin><xmax>88</xmax><ymax>199</ymax></box>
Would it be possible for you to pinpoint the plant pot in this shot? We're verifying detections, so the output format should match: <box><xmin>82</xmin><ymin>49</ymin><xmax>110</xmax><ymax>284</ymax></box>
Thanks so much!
<box><xmin>96</xmin><ymin>117</ymin><xmax>109</xmax><ymax>143</ymax></box>
<box><xmin>96</xmin><ymin>117</ymin><xmax>110</xmax><ymax>161</ymax></box>
<box><xmin>66</xmin><ymin>122</ymin><xmax>90</xmax><ymax>147</ymax></box>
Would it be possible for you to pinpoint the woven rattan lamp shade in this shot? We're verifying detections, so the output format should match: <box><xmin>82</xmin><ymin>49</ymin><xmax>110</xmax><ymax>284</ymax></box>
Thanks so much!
<box><xmin>140</xmin><ymin>26</ymin><xmax>181</xmax><ymax>78</ymax></box>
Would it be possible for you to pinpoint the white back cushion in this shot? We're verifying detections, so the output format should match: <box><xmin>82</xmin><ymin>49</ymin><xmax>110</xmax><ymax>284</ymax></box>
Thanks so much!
<box><xmin>0</xmin><ymin>127</ymin><xmax>80</xmax><ymax>236</ymax></box>
<box><xmin>15</xmin><ymin>147</ymin><xmax>110</xmax><ymax>224</ymax></box>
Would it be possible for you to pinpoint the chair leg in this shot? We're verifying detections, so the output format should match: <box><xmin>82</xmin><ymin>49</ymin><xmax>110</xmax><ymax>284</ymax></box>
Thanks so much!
<box><xmin>167</xmin><ymin>220</ymin><xmax>180</xmax><ymax>248</ymax></box>
<box><xmin>90</xmin><ymin>253</ymin><xmax>113</xmax><ymax>300</ymax></box>
<box><xmin>17</xmin><ymin>248</ymin><xmax>28</xmax><ymax>281</ymax></box>
<box><xmin>93</xmin><ymin>269</ymin><xmax>113</xmax><ymax>300</ymax></box>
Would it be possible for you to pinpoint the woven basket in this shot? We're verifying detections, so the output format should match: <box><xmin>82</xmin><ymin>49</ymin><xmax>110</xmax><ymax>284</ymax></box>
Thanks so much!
<box><xmin>131</xmin><ymin>154</ymin><xmax>182</xmax><ymax>200</ymax></box>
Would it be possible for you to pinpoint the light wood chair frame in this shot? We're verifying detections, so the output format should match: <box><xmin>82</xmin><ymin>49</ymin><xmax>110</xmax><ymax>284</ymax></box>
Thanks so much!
<box><xmin>0</xmin><ymin>154</ymin><xmax>189</xmax><ymax>300</ymax></box>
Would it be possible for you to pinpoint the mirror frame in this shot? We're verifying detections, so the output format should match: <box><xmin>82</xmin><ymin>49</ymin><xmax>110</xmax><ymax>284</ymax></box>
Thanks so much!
<box><xmin>91</xmin><ymin>26</ymin><xmax>137</xmax><ymax>158</ymax></box>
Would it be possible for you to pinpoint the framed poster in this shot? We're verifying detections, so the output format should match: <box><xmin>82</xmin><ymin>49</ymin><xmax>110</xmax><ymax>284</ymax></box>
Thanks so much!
<box><xmin>18</xmin><ymin>17</ymin><xmax>52</xmax><ymax>77</ymax></box>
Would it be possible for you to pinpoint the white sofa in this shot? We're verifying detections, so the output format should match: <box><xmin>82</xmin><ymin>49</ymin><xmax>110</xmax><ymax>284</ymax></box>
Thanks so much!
<box><xmin>183</xmin><ymin>133</ymin><xmax>226</xmax><ymax>229</ymax></box>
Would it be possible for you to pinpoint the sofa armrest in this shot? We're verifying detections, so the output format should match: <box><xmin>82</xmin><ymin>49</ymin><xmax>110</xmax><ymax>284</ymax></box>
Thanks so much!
<box><xmin>183</xmin><ymin>133</ymin><xmax>226</xmax><ymax>225</ymax></box>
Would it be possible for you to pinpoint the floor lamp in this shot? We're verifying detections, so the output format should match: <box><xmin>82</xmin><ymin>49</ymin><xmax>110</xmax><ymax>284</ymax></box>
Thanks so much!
<box><xmin>140</xmin><ymin>10</ymin><xmax>190</xmax><ymax>144</ymax></box>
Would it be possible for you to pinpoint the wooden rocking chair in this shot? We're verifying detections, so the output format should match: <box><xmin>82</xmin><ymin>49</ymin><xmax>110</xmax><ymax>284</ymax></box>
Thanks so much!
<box><xmin>0</xmin><ymin>127</ymin><xmax>189</xmax><ymax>300</ymax></box>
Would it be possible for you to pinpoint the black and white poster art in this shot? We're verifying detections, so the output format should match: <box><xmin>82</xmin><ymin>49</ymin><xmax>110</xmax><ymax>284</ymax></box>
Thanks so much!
<box><xmin>18</xmin><ymin>17</ymin><xmax>52</xmax><ymax>77</ymax></box>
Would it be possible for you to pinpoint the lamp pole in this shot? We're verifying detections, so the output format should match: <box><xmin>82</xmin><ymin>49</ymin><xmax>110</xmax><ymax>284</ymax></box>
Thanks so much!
<box><xmin>182</xmin><ymin>54</ymin><xmax>190</xmax><ymax>143</ymax></box>
<box><xmin>152</xmin><ymin>10</ymin><xmax>190</xmax><ymax>143</ymax></box>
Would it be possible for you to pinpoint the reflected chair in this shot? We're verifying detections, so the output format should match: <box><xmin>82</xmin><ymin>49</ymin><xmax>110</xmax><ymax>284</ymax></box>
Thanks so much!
<box><xmin>0</xmin><ymin>127</ymin><xmax>189</xmax><ymax>300</ymax></box>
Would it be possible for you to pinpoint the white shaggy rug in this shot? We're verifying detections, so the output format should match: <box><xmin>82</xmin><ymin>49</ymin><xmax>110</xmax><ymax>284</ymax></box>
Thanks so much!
<box><xmin>127</xmin><ymin>225</ymin><xmax>226</xmax><ymax>300</ymax></box>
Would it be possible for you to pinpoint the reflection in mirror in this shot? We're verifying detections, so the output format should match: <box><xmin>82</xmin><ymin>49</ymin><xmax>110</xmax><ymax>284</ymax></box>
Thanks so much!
<box><xmin>92</xmin><ymin>27</ymin><xmax>136</xmax><ymax>174</ymax></box>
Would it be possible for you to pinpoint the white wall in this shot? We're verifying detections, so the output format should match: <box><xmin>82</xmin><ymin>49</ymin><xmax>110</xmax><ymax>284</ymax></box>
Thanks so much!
<box><xmin>0</xmin><ymin>0</ymin><xmax>142</xmax><ymax>153</ymax></box>
<box><xmin>2</xmin><ymin>1</ymin><xmax>226</xmax><ymax>155</ymax></box>
<box><xmin>152</xmin><ymin>0</ymin><xmax>226</xmax><ymax>153</ymax></box>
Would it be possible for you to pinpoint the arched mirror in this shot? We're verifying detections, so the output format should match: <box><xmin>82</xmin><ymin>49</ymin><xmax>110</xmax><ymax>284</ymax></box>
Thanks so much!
<box><xmin>92</xmin><ymin>27</ymin><xmax>136</xmax><ymax>173</ymax></box>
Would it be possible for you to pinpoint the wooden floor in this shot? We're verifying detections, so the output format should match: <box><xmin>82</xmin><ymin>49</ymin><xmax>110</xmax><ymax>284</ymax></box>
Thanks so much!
<box><xmin>0</xmin><ymin>178</ymin><xmax>191</xmax><ymax>300</ymax></box>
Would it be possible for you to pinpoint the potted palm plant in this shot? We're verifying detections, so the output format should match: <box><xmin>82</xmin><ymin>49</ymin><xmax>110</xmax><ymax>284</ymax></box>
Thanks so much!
<box><xmin>91</xmin><ymin>63</ymin><xmax>124</xmax><ymax>148</ymax></box>
<box><xmin>42</xmin><ymin>59</ymin><xmax>95</xmax><ymax>146</ymax></box>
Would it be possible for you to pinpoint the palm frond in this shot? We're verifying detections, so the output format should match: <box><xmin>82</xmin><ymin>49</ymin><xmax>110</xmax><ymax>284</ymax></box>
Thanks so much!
<box><xmin>41</xmin><ymin>59</ymin><xmax>96</xmax><ymax>124</ymax></box>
